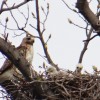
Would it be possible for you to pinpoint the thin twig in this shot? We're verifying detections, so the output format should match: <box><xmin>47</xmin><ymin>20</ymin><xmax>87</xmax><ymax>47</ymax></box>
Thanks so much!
<box><xmin>17</xmin><ymin>4</ymin><xmax>29</xmax><ymax>29</ymax></box>
<box><xmin>35</xmin><ymin>0</ymin><xmax>59</xmax><ymax>70</ymax></box>
<box><xmin>41</xmin><ymin>3</ymin><xmax>49</xmax><ymax>34</ymax></box>
<box><xmin>0</xmin><ymin>0</ymin><xmax>32</xmax><ymax>14</ymax></box>
<box><xmin>78</xmin><ymin>27</ymin><xmax>93</xmax><ymax>63</ymax></box>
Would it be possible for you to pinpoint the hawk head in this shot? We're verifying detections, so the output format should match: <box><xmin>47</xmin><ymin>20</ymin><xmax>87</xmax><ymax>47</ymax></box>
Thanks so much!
<box><xmin>21</xmin><ymin>34</ymin><xmax>35</xmax><ymax>46</ymax></box>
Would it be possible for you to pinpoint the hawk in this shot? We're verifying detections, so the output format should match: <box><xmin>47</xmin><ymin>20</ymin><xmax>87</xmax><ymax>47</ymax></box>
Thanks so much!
<box><xmin>0</xmin><ymin>34</ymin><xmax>35</xmax><ymax>83</ymax></box>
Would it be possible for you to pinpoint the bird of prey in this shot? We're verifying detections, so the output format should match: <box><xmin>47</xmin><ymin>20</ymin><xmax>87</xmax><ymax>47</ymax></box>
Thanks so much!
<box><xmin>74</xmin><ymin>63</ymin><xmax>83</xmax><ymax>75</ymax></box>
<box><xmin>0</xmin><ymin>34</ymin><xmax>35</xmax><ymax>83</ymax></box>
<box><xmin>47</xmin><ymin>66</ymin><xmax>70</xmax><ymax>79</ymax></box>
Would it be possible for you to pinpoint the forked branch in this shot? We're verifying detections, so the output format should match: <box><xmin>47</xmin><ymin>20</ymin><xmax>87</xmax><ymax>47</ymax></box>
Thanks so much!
<box><xmin>35</xmin><ymin>0</ymin><xmax>59</xmax><ymax>71</ymax></box>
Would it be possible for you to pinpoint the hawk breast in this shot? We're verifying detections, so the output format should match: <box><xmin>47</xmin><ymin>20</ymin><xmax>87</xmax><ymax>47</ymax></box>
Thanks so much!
<box><xmin>26</xmin><ymin>45</ymin><xmax>33</xmax><ymax>64</ymax></box>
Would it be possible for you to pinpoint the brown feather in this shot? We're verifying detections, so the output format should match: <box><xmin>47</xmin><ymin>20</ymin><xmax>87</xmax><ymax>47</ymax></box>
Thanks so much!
<box><xmin>0</xmin><ymin>59</ymin><xmax>12</xmax><ymax>74</ymax></box>
<box><xmin>0</xmin><ymin>35</ymin><xmax>34</xmax><ymax>82</ymax></box>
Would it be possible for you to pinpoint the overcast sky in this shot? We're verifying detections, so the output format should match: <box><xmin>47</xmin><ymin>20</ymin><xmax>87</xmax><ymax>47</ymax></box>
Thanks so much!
<box><xmin>0</xmin><ymin>0</ymin><xmax>99</xmax><ymax>74</ymax></box>
<box><xmin>0</xmin><ymin>0</ymin><xmax>100</xmax><ymax>99</ymax></box>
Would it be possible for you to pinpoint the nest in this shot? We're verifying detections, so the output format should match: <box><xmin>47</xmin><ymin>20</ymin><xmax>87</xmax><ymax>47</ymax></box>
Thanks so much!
<box><xmin>45</xmin><ymin>71</ymin><xmax>100</xmax><ymax>100</ymax></box>
<box><xmin>0</xmin><ymin>70</ymin><xmax>100</xmax><ymax>100</ymax></box>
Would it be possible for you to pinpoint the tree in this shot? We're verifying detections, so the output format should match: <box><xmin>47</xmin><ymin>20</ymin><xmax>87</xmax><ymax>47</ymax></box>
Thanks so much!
<box><xmin>0</xmin><ymin>0</ymin><xmax>100</xmax><ymax>99</ymax></box>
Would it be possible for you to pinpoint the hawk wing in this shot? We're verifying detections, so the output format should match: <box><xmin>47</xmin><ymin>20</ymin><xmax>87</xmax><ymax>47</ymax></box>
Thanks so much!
<box><xmin>0</xmin><ymin>46</ymin><xmax>27</xmax><ymax>74</ymax></box>
<box><xmin>0</xmin><ymin>35</ymin><xmax>34</xmax><ymax>75</ymax></box>
<box><xmin>0</xmin><ymin>59</ymin><xmax>12</xmax><ymax>74</ymax></box>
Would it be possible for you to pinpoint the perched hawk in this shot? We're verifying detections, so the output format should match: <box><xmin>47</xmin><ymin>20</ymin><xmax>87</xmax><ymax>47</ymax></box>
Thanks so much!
<box><xmin>0</xmin><ymin>34</ymin><xmax>35</xmax><ymax>83</ymax></box>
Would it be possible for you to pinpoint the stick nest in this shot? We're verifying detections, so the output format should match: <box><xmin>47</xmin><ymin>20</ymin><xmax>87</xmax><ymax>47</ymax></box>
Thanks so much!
<box><xmin>1</xmin><ymin>70</ymin><xmax>100</xmax><ymax>100</ymax></box>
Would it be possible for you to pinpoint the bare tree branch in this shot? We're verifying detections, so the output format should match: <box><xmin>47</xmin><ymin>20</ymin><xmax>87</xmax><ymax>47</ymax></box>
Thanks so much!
<box><xmin>0</xmin><ymin>0</ymin><xmax>32</xmax><ymax>14</ymax></box>
<box><xmin>78</xmin><ymin>27</ymin><xmax>93</xmax><ymax>63</ymax></box>
<box><xmin>68</xmin><ymin>18</ymin><xmax>89</xmax><ymax>30</ymax></box>
<box><xmin>76</xmin><ymin>0</ymin><xmax>100</xmax><ymax>32</ymax></box>
<box><xmin>0</xmin><ymin>37</ymin><xmax>32</xmax><ymax>81</ymax></box>
<box><xmin>35</xmin><ymin>0</ymin><xmax>59</xmax><ymax>71</ymax></box>
<box><xmin>76</xmin><ymin>0</ymin><xmax>100</xmax><ymax>63</ymax></box>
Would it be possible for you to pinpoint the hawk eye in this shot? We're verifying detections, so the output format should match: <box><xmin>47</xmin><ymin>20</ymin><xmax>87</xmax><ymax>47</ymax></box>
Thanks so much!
<box><xmin>27</xmin><ymin>37</ymin><xmax>31</xmax><ymax>40</ymax></box>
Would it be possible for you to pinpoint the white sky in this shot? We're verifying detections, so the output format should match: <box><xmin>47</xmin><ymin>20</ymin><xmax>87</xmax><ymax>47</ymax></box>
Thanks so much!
<box><xmin>0</xmin><ymin>0</ymin><xmax>99</xmax><ymax>74</ymax></box>
<box><xmin>0</xmin><ymin>0</ymin><xmax>100</xmax><ymax>99</ymax></box>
